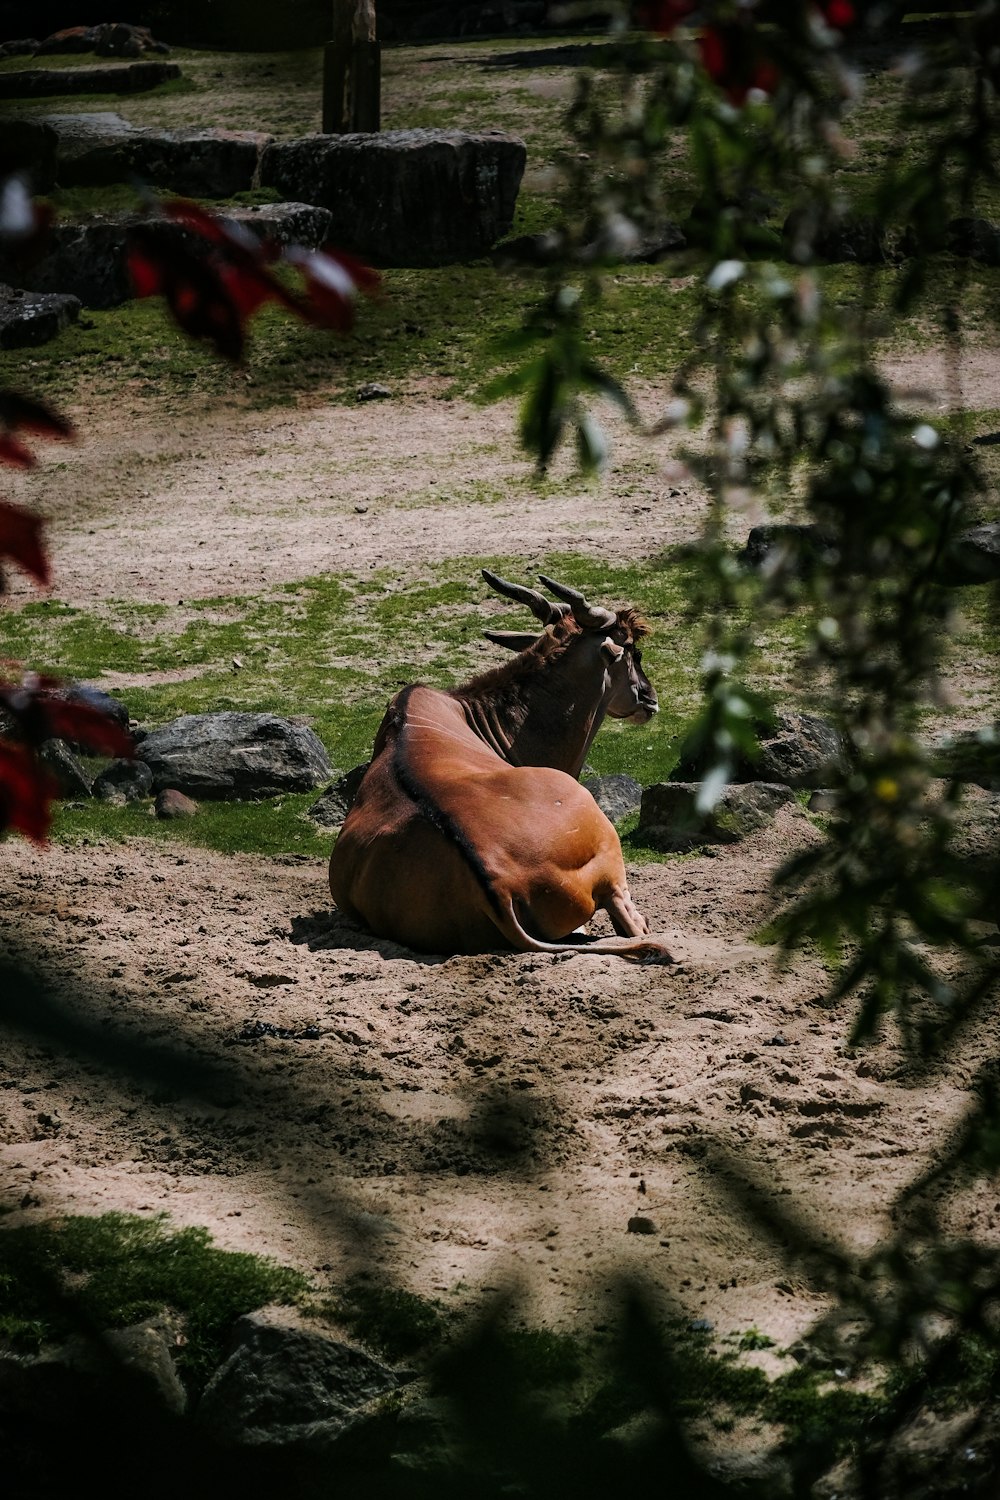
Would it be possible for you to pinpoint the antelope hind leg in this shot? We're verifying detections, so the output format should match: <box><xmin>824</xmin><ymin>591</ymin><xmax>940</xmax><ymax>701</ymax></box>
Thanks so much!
<box><xmin>605</xmin><ymin>884</ymin><xmax>651</xmax><ymax>938</ymax></box>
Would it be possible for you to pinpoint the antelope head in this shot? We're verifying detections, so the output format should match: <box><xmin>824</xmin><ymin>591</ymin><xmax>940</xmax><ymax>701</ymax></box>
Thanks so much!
<box><xmin>481</xmin><ymin>569</ymin><xmax>658</xmax><ymax>724</ymax></box>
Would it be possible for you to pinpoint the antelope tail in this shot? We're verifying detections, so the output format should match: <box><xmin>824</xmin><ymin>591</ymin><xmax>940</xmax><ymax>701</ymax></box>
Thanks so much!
<box><xmin>494</xmin><ymin>897</ymin><xmax>673</xmax><ymax>965</ymax></box>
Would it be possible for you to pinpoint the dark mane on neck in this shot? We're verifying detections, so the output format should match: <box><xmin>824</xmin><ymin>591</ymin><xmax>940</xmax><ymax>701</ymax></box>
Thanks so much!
<box><xmin>618</xmin><ymin>607</ymin><xmax>650</xmax><ymax>639</ymax></box>
<box><xmin>451</xmin><ymin>622</ymin><xmax>576</xmax><ymax>705</ymax></box>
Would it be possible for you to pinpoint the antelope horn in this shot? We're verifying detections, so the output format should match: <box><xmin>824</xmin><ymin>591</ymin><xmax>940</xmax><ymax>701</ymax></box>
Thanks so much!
<box><xmin>481</xmin><ymin>568</ymin><xmax>567</xmax><ymax>625</ymax></box>
<box><xmin>537</xmin><ymin>574</ymin><xmax>616</xmax><ymax>631</ymax></box>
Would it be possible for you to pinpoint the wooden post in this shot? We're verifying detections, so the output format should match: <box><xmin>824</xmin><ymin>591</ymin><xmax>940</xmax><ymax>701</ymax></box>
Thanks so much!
<box><xmin>322</xmin><ymin>0</ymin><xmax>381</xmax><ymax>135</ymax></box>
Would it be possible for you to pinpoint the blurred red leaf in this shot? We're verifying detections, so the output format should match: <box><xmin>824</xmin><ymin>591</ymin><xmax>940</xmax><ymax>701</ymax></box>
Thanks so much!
<box><xmin>284</xmin><ymin>245</ymin><xmax>381</xmax><ymax>333</ymax></box>
<box><xmin>818</xmin><ymin>0</ymin><xmax>856</xmax><ymax>28</ymax></box>
<box><xmin>43</xmin><ymin>698</ymin><xmax>134</xmax><ymax>757</ymax></box>
<box><xmin>128</xmin><ymin>199</ymin><xmax>379</xmax><ymax>358</ymax></box>
<box><xmin>0</xmin><ymin>674</ymin><xmax>133</xmax><ymax>756</ymax></box>
<box><xmin>0</xmin><ymin>501</ymin><xmax>48</xmax><ymax>585</ymax></box>
<box><xmin>128</xmin><ymin>235</ymin><xmax>252</xmax><ymax>362</ymax></box>
<box><xmin>634</xmin><ymin>1</ymin><xmax>696</xmax><ymax>35</ymax></box>
<box><xmin>699</xmin><ymin>24</ymin><xmax>780</xmax><ymax>105</ymax></box>
<box><xmin>0</xmin><ymin>433</ymin><xmax>35</xmax><ymax>469</ymax></box>
<box><xmin>0</xmin><ymin>390</ymin><xmax>73</xmax><ymax>469</ymax></box>
<box><xmin>0</xmin><ymin>740</ymin><xmax>56</xmax><ymax>843</ymax></box>
<box><xmin>0</xmin><ymin>391</ymin><xmax>73</xmax><ymax>441</ymax></box>
<box><xmin>0</xmin><ymin>175</ymin><xmax>54</xmax><ymax>265</ymax></box>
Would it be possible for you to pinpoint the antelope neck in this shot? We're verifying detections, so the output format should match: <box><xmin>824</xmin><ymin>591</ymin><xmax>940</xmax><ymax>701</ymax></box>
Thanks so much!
<box><xmin>459</xmin><ymin>665</ymin><xmax>608</xmax><ymax>778</ymax></box>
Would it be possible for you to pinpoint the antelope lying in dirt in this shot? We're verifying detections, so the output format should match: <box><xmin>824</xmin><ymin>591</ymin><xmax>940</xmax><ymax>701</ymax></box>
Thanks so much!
<box><xmin>329</xmin><ymin>571</ymin><xmax>672</xmax><ymax>961</ymax></box>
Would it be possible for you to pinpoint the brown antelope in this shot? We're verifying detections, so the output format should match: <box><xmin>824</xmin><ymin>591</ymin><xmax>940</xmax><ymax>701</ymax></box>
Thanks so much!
<box><xmin>328</xmin><ymin>571</ymin><xmax>672</xmax><ymax>961</ymax></box>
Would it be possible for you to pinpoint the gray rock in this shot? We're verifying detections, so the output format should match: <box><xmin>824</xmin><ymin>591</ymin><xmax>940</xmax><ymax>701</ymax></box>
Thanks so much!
<box><xmin>103</xmin><ymin>1313</ymin><xmax>187</xmax><ymax>1416</ymax></box>
<box><xmin>0</xmin><ymin>1312</ymin><xmax>185</xmax><ymax>1418</ymax></box>
<box><xmin>0</xmin><ymin>203</ymin><xmax>332</xmax><ymax>309</ymax></box>
<box><xmin>38</xmin><ymin>737</ymin><xmax>92</xmax><ymax>797</ymax></box>
<box><xmin>638</xmin><ymin>781</ymin><xmax>795</xmax><ymax>851</ymax></box>
<box><xmin>748</xmin><ymin>712</ymin><xmax>844</xmax><ymax>789</ymax></box>
<box><xmin>307</xmin><ymin>763</ymin><xmax>370</xmax><ymax>827</ymax></box>
<box><xmin>0</xmin><ymin>40</ymin><xmax>40</xmax><ymax>59</ymax></box>
<box><xmin>0</xmin><ymin>62</ymin><xmax>181</xmax><ymax>99</ymax></box>
<box><xmin>742</xmin><ymin>518</ymin><xmax>1000</xmax><ymax>588</ymax></box>
<box><xmin>740</xmin><ymin>522</ymin><xmax>839</xmax><ymax>578</ymax></box>
<box><xmin>581</xmin><ymin>773</ymin><xmax>643</xmax><ymax>824</ymax></box>
<box><xmin>92</xmin><ymin>23</ymin><xmax>169</xmax><ymax>59</ymax></box>
<box><xmin>41</xmin><ymin>112</ymin><xmax>273</xmax><ymax>198</ymax></box>
<box><xmin>154</xmin><ymin>787</ymin><xmax>199</xmax><ymax>819</ymax></box>
<box><xmin>784</xmin><ymin>207</ymin><xmax>895</xmax><ymax>265</ymax></box>
<box><xmin>93</xmin><ymin>757</ymin><xmax>152</xmax><ymax>803</ymax></box>
<box><xmin>946</xmin><ymin>216</ymin><xmax>1000</xmax><ymax>266</ymax></box>
<box><xmin>37</xmin><ymin>27</ymin><xmax>101</xmax><ymax>55</ymax></box>
<box><xmin>670</xmin><ymin>711</ymin><xmax>843</xmax><ymax>790</ymax></box>
<box><xmin>356</xmin><ymin>382</ymin><xmax>392</xmax><ymax>401</ymax></box>
<box><xmin>808</xmin><ymin>788</ymin><xmax>841</xmax><ymax>814</ymax></box>
<box><xmin>260</xmin><ymin>129</ymin><xmax>526</xmax><ymax>265</ymax></box>
<box><xmin>0</xmin><ymin>214</ymin><xmax>135</xmax><ymax>307</ymax></box>
<box><xmin>219</xmin><ymin>202</ymin><xmax>333</xmax><ymax>251</ymax></box>
<box><xmin>197</xmin><ymin>1305</ymin><xmax>398</xmax><ymax>1448</ymax></box>
<box><xmin>0</xmin><ymin>284</ymin><xmax>80</xmax><ymax>348</ymax></box>
<box><xmin>138</xmin><ymin>712</ymin><xmax>333</xmax><ymax>799</ymax></box>
<box><xmin>925</xmin><ymin>725</ymin><xmax>1000</xmax><ymax>790</ymax></box>
<box><xmin>939</xmin><ymin>521</ymin><xmax>1000</xmax><ymax>585</ymax></box>
<box><xmin>0</xmin><ymin>118</ymin><xmax>58</xmax><ymax>190</ymax></box>
<box><xmin>52</xmin><ymin>681</ymin><xmax>130</xmax><ymax>735</ymax></box>
<box><xmin>495</xmin><ymin>220</ymin><xmax>686</xmax><ymax>267</ymax></box>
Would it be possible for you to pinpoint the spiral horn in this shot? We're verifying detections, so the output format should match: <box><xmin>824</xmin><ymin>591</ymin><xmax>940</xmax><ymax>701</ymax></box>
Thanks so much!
<box><xmin>537</xmin><ymin>575</ymin><xmax>616</xmax><ymax>631</ymax></box>
<box><xmin>481</xmin><ymin>569</ymin><xmax>568</xmax><ymax>625</ymax></box>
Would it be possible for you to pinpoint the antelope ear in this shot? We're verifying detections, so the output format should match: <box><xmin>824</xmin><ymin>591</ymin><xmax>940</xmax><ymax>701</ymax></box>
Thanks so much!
<box><xmin>601</xmin><ymin>638</ymin><xmax>625</xmax><ymax>663</ymax></box>
<box><xmin>484</xmin><ymin>629</ymin><xmax>540</xmax><ymax>652</ymax></box>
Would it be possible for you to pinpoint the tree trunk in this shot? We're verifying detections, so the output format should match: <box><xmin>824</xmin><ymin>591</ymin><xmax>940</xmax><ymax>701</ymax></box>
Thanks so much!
<box><xmin>323</xmin><ymin>0</ymin><xmax>381</xmax><ymax>134</ymax></box>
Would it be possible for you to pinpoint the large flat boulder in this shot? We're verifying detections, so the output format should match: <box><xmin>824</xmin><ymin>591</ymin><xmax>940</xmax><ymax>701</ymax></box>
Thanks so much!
<box><xmin>0</xmin><ymin>203</ymin><xmax>333</xmax><ymax>308</ymax></box>
<box><xmin>39</xmin><ymin>112</ymin><xmax>272</xmax><ymax>198</ymax></box>
<box><xmin>938</xmin><ymin>521</ymin><xmax>1000</xmax><ymax>585</ymax></box>
<box><xmin>307</xmin><ymin>763</ymin><xmax>370</xmax><ymax>828</ymax></box>
<box><xmin>670</xmin><ymin>711</ymin><xmax>844</xmax><ymax>790</ymax></box>
<box><xmin>925</xmin><ymin>725</ymin><xmax>1000</xmax><ymax>789</ymax></box>
<box><xmin>740</xmin><ymin>522</ymin><xmax>839</xmax><ymax>578</ymax></box>
<box><xmin>638</xmin><ymin>781</ymin><xmax>795</xmax><ymax>851</ymax></box>
<box><xmin>197</xmin><ymin>1306</ymin><xmax>398</xmax><ymax>1448</ymax></box>
<box><xmin>0</xmin><ymin>284</ymin><xmax>80</xmax><ymax>347</ymax></box>
<box><xmin>0</xmin><ymin>118</ymin><xmax>58</xmax><ymax>189</ymax></box>
<box><xmin>0</xmin><ymin>62</ymin><xmax>180</xmax><ymax>99</ymax></box>
<box><xmin>581</xmin><ymin>772</ymin><xmax>643</xmax><ymax>823</ymax></box>
<box><xmin>745</xmin><ymin>711</ymin><xmax>843</xmax><ymax>789</ymax></box>
<box><xmin>137</xmin><ymin>713</ymin><xmax>333</xmax><ymax>799</ymax></box>
<box><xmin>259</xmin><ymin>128</ymin><xmax>526</xmax><ymax>265</ymax></box>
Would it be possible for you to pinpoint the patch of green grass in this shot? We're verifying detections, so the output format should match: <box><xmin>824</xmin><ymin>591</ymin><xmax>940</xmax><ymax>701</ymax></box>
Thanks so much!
<box><xmin>54</xmin><ymin>789</ymin><xmax>334</xmax><ymax>858</ymax></box>
<box><xmin>0</xmin><ymin>1211</ymin><xmax>308</xmax><ymax>1386</ymax></box>
<box><xmin>9</xmin><ymin>544</ymin><xmax>938</xmax><ymax>858</ymax></box>
<box><xmin>322</xmin><ymin>1279</ymin><xmax>449</xmax><ymax>1363</ymax></box>
<box><xmin>768</xmin><ymin>1365</ymin><xmax>886</xmax><ymax>1452</ymax></box>
<box><xmin>499</xmin><ymin>1325</ymin><xmax>585</xmax><ymax>1388</ymax></box>
<box><xmin>8</xmin><ymin>542</ymin><xmax>989</xmax><ymax>860</ymax></box>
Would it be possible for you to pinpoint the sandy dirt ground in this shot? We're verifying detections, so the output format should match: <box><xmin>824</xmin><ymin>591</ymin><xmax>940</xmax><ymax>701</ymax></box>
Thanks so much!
<box><xmin>1</xmin><ymin>355</ymin><xmax>998</xmax><ymax>1365</ymax></box>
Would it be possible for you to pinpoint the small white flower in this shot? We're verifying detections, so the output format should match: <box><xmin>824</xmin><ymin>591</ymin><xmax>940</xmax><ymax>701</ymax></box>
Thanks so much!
<box><xmin>659</xmin><ymin>397</ymin><xmax>691</xmax><ymax>428</ymax></box>
<box><xmin>0</xmin><ymin>175</ymin><xmax>34</xmax><ymax>237</ymax></box>
<box><xmin>706</xmin><ymin>259</ymin><xmax>745</xmax><ymax>293</ymax></box>
<box><xmin>696</xmin><ymin>763</ymin><xmax>730</xmax><ymax>814</ymax></box>
<box><xmin>701</xmin><ymin>650</ymin><xmax>737</xmax><ymax>674</ymax></box>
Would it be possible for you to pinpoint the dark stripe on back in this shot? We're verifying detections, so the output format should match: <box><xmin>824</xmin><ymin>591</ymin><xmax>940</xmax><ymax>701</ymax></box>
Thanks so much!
<box><xmin>390</xmin><ymin>691</ymin><xmax>505</xmax><ymax>922</ymax></box>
